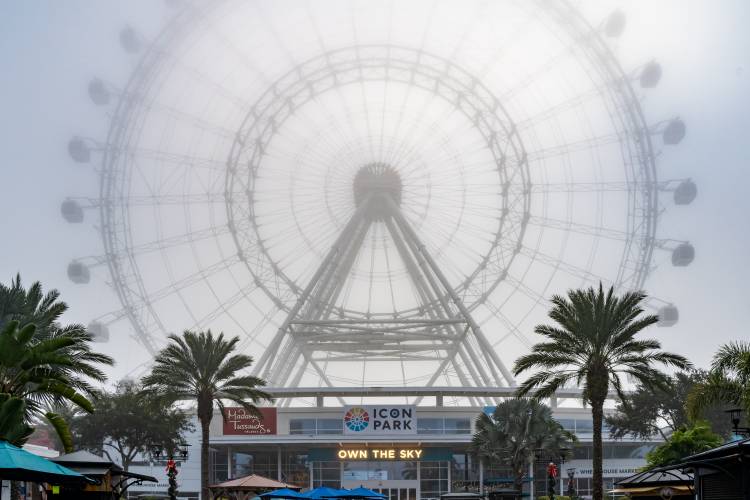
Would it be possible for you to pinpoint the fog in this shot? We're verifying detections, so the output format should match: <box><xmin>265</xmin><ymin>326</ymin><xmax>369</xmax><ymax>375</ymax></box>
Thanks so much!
<box><xmin>1</xmin><ymin>0</ymin><xmax>748</xmax><ymax>389</ymax></box>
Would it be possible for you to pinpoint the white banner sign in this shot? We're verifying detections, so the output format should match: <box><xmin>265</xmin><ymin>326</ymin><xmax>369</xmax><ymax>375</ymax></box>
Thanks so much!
<box><xmin>565</xmin><ymin>459</ymin><xmax>644</xmax><ymax>478</ymax></box>
<box><xmin>342</xmin><ymin>405</ymin><xmax>416</xmax><ymax>434</ymax></box>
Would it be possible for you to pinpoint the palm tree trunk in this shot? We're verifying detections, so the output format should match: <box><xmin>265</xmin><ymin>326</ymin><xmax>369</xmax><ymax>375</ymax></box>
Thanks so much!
<box><xmin>591</xmin><ymin>401</ymin><xmax>604</xmax><ymax>500</ymax></box>
<box><xmin>201</xmin><ymin>415</ymin><xmax>210</xmax><ymax>500</ymax></box>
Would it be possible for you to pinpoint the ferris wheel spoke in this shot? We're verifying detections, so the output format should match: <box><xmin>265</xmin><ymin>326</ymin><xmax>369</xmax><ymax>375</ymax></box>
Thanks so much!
<box><xmin>528</xmin><ymin>181</ymin><xmax>640</xmax><ymax>194</ymax></box>
<box><xmin>514</xmin><ymin>85</ymin><xmax>605</xmax><ymax>133</ymax></box>
<box><xmin>481</xmin><ymin>300</ymin><xmax>533</xmax><ymax>350</ymax></box>
<box><xmin>118</xmin><ymin>224</ymin><xmax>236</xmax><ymax>257</ymax></box>
<box><xmin>105</xmin><ymin>147</ymin><xmax>227</xmax><ymax>171</ymax></box>
<box><xmin>140</xmin><ymin>254</ymin><xmax>243</xmax><ymax>307</ymax></box>
<box><xmin>524</xmin><ymin>214</ymin><xmax>632</xmax><ymax>242</ymax></box>
<box><xmin>526</xmin><ymin>132</ymin><xmax>622</xmax><ymax>162</ymax></box>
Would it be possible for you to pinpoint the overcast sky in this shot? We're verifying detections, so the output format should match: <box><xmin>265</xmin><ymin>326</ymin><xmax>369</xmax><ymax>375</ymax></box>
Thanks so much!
<box><xmin>1</xmin><ymin>1</ymin><xmax>748</xmax><ymax>387</ymax></box>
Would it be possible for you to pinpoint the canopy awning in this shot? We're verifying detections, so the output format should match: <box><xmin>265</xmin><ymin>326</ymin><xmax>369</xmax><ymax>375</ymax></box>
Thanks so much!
<box><xmin>0</xmin><ymin>441</ymin><xmax>93</xmax><ymax>483</ymax></box>
<box><xmin>210</xmin><ymin>473</ymin><xmax>302</xmax><ymax>491</ymax></box>
<box><xmin>609</xmin><ymin>485</ymin><xmax>693</xmax><ymax>496</ymax></box>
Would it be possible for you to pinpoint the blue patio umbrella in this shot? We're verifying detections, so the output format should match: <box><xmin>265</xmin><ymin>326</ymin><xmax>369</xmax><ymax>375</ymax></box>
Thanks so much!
<box><xmin>331</xmin><ymin>486</ymin><xmax>387</xmax><ymax>499</ymax></box>
<box><xmin>0</xmin><ymin>441</ymin><xmax>92</xmax><ymax>483</ymax></box>
<box><xmin>261</xmin><ymin>488</ymin><xmax>308</xmax><ymax>499</ymax></box>
<box><xmin>302</xmin><ymin>486</ymin><xmax>350</xmax><ymax>499</ymax></box>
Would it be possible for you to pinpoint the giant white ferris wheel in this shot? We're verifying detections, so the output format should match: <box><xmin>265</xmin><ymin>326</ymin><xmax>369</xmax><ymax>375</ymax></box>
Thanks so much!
<box><xmin>62</xmin><ymin>0</ymin><xmax>696</xmax><ymax>391</ymax></box>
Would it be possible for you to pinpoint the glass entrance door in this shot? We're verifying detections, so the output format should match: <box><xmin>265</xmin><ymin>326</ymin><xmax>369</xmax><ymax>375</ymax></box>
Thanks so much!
<box><xmin>374</xmin><ymin>487</ymin><xmax>417</xmax><ymax>500</ymax></box>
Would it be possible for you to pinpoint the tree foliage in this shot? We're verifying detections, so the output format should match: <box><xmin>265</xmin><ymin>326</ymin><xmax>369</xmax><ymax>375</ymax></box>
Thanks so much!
<box><xmin>606</xmin><ymin>371</ymin><xmax>732</xmax><ymax>440</ymax></box>
<box><xmin>0</xmin><ymin>394</ymin><xmax>34</xmax><ymax>444</ymax></box>
<box><xmin>73</xmin><ymin>380</ymin><xmax>193</xmax><ymax>471</ymax></box>
<box><xmin>0</xmin><ymin>275</ymin><xmax>114</xmax><ymax>450</ymax></box>
<box><xmin>143</xmin><ymin>330</ymin><xmax>273</xmax><ymax>499</ymax></box>
<box><xmin>687</xmin><ymin>341</ymin><xmax>750</xmax><ymax>424</ymax></box>
<box><xmin>0</xmin><ymin>320</ymin><xmax>97</xmax><ymax>451</ymax></box>
<box><xmin>470</xmin><ymin>398</ymin><xmax>575</xmax><ymax>492</ymax></box>
<box><xmin>513</xmin><ymin>284</ymin><xmax>690</xmax><ymax>500</ymax></box>
<box><xmin>645</xmin><ymin>422</ymin><xmax>723</xmax><ymax>468</ymax></box>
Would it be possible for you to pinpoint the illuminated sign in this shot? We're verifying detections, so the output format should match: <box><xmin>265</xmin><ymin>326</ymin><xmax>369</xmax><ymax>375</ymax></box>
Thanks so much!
<box><xmin>336</xmin><ymin>448</ymin><xmax>424</xmax><ymax>460</ymax></box>
<box><xmin>342</xmin><ymin>405</ymin><xmax>416</xmax><ymax>434</ymax></box>
<box><xmin>222</xmin><ymin>407</ymin><xmax>277</xmax><ymax>435</ymax></box>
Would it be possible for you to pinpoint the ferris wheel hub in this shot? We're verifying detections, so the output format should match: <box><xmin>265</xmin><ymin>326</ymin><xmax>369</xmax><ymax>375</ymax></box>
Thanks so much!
<box><xmin>353</xmin><ymin>162</ymin><xmax>403</xmax><ymax>219</ymax></box>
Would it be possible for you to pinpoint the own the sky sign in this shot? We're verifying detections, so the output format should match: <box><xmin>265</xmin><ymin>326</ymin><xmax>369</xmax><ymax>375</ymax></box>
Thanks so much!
<box><xmin>343</xmin><ymin>405</ymin><xmax>416</xmax><ymax>434</ymax></box>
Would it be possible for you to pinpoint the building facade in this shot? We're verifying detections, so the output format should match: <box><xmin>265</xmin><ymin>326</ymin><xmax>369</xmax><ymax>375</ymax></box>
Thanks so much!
<box><xmin>128</xmin><ymin>389</ymin><xmax>657</xmax><ymax>500</ymax></box>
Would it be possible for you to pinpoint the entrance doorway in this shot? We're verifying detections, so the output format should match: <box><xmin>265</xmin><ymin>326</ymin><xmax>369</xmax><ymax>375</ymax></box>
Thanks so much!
<box><xmin>374</xmin><ymin>487</ymin><xmax>417</xmax><ymax>500</ymax></box>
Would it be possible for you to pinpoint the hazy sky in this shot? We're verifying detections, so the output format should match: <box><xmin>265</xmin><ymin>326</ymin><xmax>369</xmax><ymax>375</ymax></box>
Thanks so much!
<box><xmin>1</xmin><ymin>0</ymin><xmax>748</xmax><ymax>386</ymax></box>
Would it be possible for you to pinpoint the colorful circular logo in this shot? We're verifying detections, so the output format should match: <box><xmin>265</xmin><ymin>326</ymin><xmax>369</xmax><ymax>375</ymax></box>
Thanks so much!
<box><xmin>344</xmin><ymin>407</ymin><xmax>370</xmax><ymax>432</ymax></box>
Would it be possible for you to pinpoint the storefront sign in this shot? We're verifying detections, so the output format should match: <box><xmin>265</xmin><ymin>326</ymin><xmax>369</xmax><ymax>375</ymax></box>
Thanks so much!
<box><xmin>337</xmin><ymin>448</ymin><xmax>423</xmax><ymax>460</ymax></box>
<box><xmin>566</xmin><ymin>459</ymin><xmax>643</xmax><ymax>478</ymax></box>
<box><xmin>342</xmin><ymin>405</ymin><xmax>416</xmax><ymax>434</ymax></box>
<box><xmin>222</xmin><ymin>407</ymin><xmax>277</xmax><ymax>435</ymax></box>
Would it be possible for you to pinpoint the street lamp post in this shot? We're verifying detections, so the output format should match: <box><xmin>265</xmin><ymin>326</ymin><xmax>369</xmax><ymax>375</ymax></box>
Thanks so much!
<box><xmin>150</xmin><ymin>443</ymin><xmax>190</xmax><ymax>500</ymax></box>
<box><xmin>725</xmin><ymin>408</ymin><xmax>750</xmax><ymax>439</ymax></box>
<box><xmin>558</xmin><ymin>449</ymin><xmax>570</xmax><ymax>497</ymax></box>
<box><xmin>565</xmin><ymin>468</ymin><xmax>576</xmax><ymax>498</ymax></box>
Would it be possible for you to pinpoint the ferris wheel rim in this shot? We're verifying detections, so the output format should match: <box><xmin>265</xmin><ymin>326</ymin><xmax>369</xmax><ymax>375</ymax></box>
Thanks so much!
<box><xmin>92</xmin><ymin>0</ymin><xmax>661</xmax><ymax>362</ymax></box>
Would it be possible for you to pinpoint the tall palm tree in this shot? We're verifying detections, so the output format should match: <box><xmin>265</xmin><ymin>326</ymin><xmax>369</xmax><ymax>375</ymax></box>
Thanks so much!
<box><xmin>688</xmin><ymin>341</ymin><xmax>750</xmax><ymax>422</ymax></box>
<box><xmin>470</xmin><ymin>398</ymin><xmax>575</xmax><ymax>495</ymax></box>
<box><xmin>513</xmin><ymin>284</ymin><xmax>690</xmax><ymax>500</ymax></box>
<box><xmin>142</xmin><ymin>330</ymin><xmax>273</xmax><ymax>500</ymax></box>
<box><xmin>0</xmin><ymin>275</ymin><xmax>113</xmax><ymax>451</ymax></box>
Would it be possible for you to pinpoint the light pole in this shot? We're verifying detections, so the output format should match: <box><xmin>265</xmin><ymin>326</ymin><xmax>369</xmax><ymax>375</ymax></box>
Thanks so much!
<box><xmin>150</xmin><ymin>443</ymin><xmax>190</xmax><ymax>500</ymax></box>
<box><xmin>725</xmin><ymin>408</ymin><xmax>750</xmax><ymax>439</ymax></box>
<box><xmin>558</xmin><ymin>449</ymin><xmax>570</xmax><ymax>497</ymax></box>
<box><xmin>565</xmin><ymin>468</ymin><xmax>576</xmax><ymax>499</ymax></box>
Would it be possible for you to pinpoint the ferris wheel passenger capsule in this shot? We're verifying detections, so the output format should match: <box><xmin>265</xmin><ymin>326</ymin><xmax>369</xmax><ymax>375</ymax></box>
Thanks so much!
<box><xmin>88</xmin><ymin>78</ymin><xmax>110</xmax><ymax>106</ymax></box>
<box><xmin>662</xmin><ymin>118</ymin><xmax>686</xmax><ymax>145</ymax></box>
<box><xmin>673</xmin><ymin>180</ymin><xmax>697</xmax><ymax>205</ymax></box>
<box><xmin>67</xmin><ymin>137</ymin><xmax>91</xmax><ymax>163</ymax></box>
<box><xmin>119</xmin><ymin>26</ymin><xmax>142</xmax><ymax>54</ymax></box>
<box><xmin>658</xmin><ymin>305</ymin><xmax>679</xmax><ymax>327</ymax></box>
<box><xmin>87</xmin><ymin>321</ymin><xmax>110</xmax><ymax>342</ymax></box>
<box><xmin>61</xmin><ymin>199</ymin><xmax>84</xmax><ymax>223</ymax></box>
<box><xmin>604</xmin><ymin>10</ymin><xmax>626</xmax><ymax>37</ymax></box>
<box><xmin>67</xmin><ymin>261</ymin><xmax>91</xmax><ymax>284</ymax></box>
<box><xmin>671</xmin><ymin>243</ymin><xmax>695</xmax><ymax>266</ymax></box>
<box><xmin>640</xmin><ymin>62</ymin><xmax>662</xmax><ymax>88</ymax></box>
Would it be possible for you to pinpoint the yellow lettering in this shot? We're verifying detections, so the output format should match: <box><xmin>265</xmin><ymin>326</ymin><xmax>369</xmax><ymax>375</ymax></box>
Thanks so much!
<box><xmin>387</xmin><ymin>449</ymin><xmax>395</xmax><ymax>459</ymax></box>
<box><xmin>415</xmin><ymin>450</ymin><xmax>423</xmax><ymax>459</ymax></box>
<box><xmin>338</xmin><ymin>450</ymin><xmax>347</xmax><ymax>459</ymax></box>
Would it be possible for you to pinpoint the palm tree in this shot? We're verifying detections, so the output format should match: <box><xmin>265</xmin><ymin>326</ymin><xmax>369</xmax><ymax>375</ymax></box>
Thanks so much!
<box><xmin>513</xmin><ymin>284</ymin><xmax>690</xmax><ymax>500</ymax></box>
<box><xmin>0</xmin><ymin>274</ymin><xmax>114</xmax><ymax>450</ymax></box>
<box><xmin>142</xmin><ymin>330</ymin><xmax>273</xmax><ymax>500</ymax></box>
<box><xmin>0</xmin><ymin>320</ymin><xmax>96</xmax><ymax>450</ymax></box>
<box><xmin>687</xmin><ymin>341</ymin><xmax>750</xmax><ymax>422</ymax></box>
<box><xmin>470</xmin><ymin>398</ymin><xmax>575</xmax><ymax>495</ymax></box>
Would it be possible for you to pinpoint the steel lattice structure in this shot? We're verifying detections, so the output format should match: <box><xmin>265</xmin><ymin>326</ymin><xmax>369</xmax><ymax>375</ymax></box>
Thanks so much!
<box><xmin>63</xmin><ymin>0</ymin><xmax>695</xmax><ymax>392</ymax></box>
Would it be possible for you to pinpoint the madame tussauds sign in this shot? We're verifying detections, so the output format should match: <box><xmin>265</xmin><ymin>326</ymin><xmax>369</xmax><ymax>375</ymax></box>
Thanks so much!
<box><xmin>343</xmin><ymin>406</ymin><xmax>416</xmax><ymax>434</ymax></box>
<box><xmin>222</xmin><ymin>407</ymin><xmax>277</xmax><ymax>435</ymax></box>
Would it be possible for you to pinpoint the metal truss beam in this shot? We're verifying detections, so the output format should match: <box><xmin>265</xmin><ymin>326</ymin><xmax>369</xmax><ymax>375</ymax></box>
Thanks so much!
<box><xmin>256</xmin><ymin>193</ymin><xmax>515</xmax><ymax>391</ymax></box>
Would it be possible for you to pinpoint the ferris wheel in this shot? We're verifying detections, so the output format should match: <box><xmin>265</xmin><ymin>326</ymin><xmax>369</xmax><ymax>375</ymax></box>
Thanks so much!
<box><xmin>62</xmin><ymin>0</ymin><xmax>696</xmax><ymax>390</ymax></box>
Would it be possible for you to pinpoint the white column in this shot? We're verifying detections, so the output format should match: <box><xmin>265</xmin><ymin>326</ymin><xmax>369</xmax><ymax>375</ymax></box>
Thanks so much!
<box><xmin>479</xmin><ymin>459</ymin><xmax>484</xmax><ymax>495</ymax></box>
<box><xmin>416</xmin><ymin>461</ymin><xmax>421</xmax><ymax>500</ymax></box>
<box><xmin>528</xmin><ymin>461</ymin><xmax>534</xmax><ymax>500</ymax></box>
<box><xmin>227</xmin><ymin>446</ymin><xmax>233</xmax><ymax>480</ymax></box>
<box><xmin>309</xmin><ymin>461</ymin><xmax>314</xmax><ymax>490</ymax></box>
<box><xmin>278</xmin><ymin>447</ymin><xmax>283</xmax><ymax>481</ymax></box>
<box><xmin>560</xmin><ymin>460</ymin><xmax>564</xmax><ymax>497</ymax></box>
<box><xmin>447</xmin><ymin>460</ymin><xmax>451</xmax><ymax>493</ymax></box>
